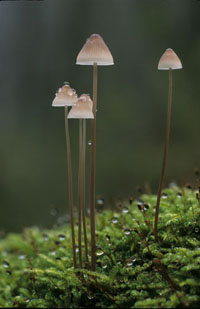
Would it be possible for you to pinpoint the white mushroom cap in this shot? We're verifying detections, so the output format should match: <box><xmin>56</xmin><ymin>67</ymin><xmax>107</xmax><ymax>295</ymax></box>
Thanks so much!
<box><xmin>158</xmin><ymin>48</ymin><xmax>182</xmax><ymax>70</ymax></box>
<box><xmin>76</xmin><ymin>34</ymin><xmax>114</xmax><ymax>66</ymax></box>
<box><xmin>52</xmin><ymin>84</ymin><xmax>78</xmax><ymax>107</ymax></box>
<box><xmin>68</xmin><ymin>94</ymin><xmax>94</xmax><ymax>119</ymax></box>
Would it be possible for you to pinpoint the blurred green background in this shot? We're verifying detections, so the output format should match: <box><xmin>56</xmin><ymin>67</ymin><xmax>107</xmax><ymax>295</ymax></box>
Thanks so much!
<box><xmin>0</xmin><ymin>0</ymin><xmax>200</xmax><ymax>231</ymax></box>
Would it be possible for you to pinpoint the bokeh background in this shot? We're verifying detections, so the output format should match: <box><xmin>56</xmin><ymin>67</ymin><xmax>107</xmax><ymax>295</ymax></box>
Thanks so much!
<box><xmin>0</xmin><ymin>0</ymin><xmax>200</xmax><ymax>232</ymax></box>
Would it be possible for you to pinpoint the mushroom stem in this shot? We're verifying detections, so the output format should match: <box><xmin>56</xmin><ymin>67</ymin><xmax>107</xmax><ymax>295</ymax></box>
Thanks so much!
<box><xmin>90</xmin><ymin>63</ymin><xmax>98</xmax><ymax>271</ymax></box>
<box><xmin>64</xmin><ymin>106</ymin><xmax>76</xmax><ymax>268</ymax></box>
<box><xmin>154</xmin><ymin>68</ymin><xmax>173</xmax><ymax>242</ymax></box>
<box><xmin>81</xmin><ymin>119</ymin><xmax>89</xmax><ymax>268</ymax></box>
<box><xmin>77</xmin><ymin>119</ymin><xmax>83</xmax><ymax>268</ymax></box>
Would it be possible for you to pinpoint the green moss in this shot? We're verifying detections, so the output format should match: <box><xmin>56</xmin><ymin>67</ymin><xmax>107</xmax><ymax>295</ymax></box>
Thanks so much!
<box><xmin>1</xmin><ymin>187</ymin><xmax>200</xmax><ymax>308</ymax></box>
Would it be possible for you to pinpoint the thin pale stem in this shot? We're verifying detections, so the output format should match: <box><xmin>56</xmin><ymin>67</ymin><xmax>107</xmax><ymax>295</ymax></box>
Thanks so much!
<box><xmin>154</xmin><ymin>69</ymin><xmax>173</xmax><ymax>242</ymax></box>
<box><xmin>78</xmin><ymin>119</ymin><xmax>83</xmax><ymax>267</ymax></box>
<box><xmin>90</xmin><ymin>63</ymin><xmax>98</xmax><ymax>271</ymax></box>
<box><xmin>81</xmin><ymin>119</ymin><xmax>89</xmax><ymax>267</ymax></box>
<box><xmin>64</xmin><ymin>106</ymin><xmax>76</xmax><ymax>268</ymax></box>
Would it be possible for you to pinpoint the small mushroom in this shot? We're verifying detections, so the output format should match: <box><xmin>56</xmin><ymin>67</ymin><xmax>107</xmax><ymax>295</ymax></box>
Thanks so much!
<box><xmin>52</xmin><ymin>84</ymin><xmax>78</xmax><ymax>268</ymax></box>
<box><xmin>76</xmin><ymin>34</ymin><xmax>114</xmax><ymax>271</ymax></box>
<box><xmin>154</xmin><ymin>49</ymin><xmax>182</xmax><ymax>242</ymax></box>
<box><xmin>68</xmin><ymin>94</ymin><xmax>94</xmax><ymax>268</ymax></box>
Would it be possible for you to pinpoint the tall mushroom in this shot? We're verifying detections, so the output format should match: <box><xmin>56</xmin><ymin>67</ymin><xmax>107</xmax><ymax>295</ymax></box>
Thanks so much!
<box><xmin>68</xmin><ymin>94</ymin><xmax>94</xmax><ymax>268</ymax></box>
<box><xmin>154</xmin><ymin>48</ymin><xmax>182</xmax><ymax>242</ymax></box>
<box><xmin>52</xmin><ymin>84</ymin><xmax>78</xmax><ymax>268</ymax></box>
<box><xmin>76</xmin><ymin>34</ymin><xmax>114</xmax><ymax>270</ymax></box>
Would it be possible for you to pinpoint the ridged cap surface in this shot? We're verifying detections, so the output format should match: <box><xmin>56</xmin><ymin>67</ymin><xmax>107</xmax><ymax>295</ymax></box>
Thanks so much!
<box><xmin>76</xmin><ymin>34</ymin><xmax>114</xmax><ymax>66</ymax></box>
<box><xmin>158</xmin><ymin>48</ymin><xmax>182</xmax><ymax>70</ymax></box>
<box><xmin>68</xmin><ymin>94</ymin><xmax>94</xmax><ymax>119</ymax></box>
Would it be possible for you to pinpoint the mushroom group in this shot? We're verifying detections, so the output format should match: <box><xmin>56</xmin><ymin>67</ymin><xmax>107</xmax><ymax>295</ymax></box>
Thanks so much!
<box><xmin>52</xmin><ymin>35</ymin><xmax>183</xmax><ymax>269</ymax></box>
<box><xmin>52</xmin><ymin>34</ymin><xmax>114</xmax><ymax>270</ymax></box>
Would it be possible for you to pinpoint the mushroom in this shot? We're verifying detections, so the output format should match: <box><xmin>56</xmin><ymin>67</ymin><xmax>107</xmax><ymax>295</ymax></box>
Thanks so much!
<box><xmin>76</xmin><ymin>34</ymin><xmax>114</xmax><ymax>270</ymax></box>
<box><xmin>52</xmin><ymin>84</ymin><xmax>78</xmax><ymax>268</ymax></box>
<box><xmin>154</xmin><ymin>49</ymin><xmax>182</xmax><ymax>242</ymax></box>
<box><xmin>68</xmin><ymin>94</ymin><xmax>94</xmax><ymax>268</ymax></box>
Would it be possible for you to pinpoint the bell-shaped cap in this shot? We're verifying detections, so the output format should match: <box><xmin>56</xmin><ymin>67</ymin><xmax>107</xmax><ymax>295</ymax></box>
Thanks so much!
<box><xmin>68</xmin><ymin>94</ymin><xmax>94</xmax><ymax>119</ymax></box>
<box><xmin>52</xmin><ymin>84</ymin><xmax>78</xmax><ymax>107</ymax></box>
<box><xmin>76</xmin><ymin>34</ymin><xmax>114</xmax><ymax>66</ymax></box>
<box><xmin>158</xmin><ymin>48</ymin><xmax>182</xmax><ymax>70</ymax></box>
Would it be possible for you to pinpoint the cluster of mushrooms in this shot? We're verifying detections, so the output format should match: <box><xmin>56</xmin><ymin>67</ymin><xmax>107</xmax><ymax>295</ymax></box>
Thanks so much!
<box><xmin>52</xmin><ymin>34</ymin><xmax>182</xmax><ymax>270</ymax></box>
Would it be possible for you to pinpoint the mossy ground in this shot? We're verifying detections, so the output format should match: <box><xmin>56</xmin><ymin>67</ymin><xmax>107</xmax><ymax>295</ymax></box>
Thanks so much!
<box><xmin>1</xmin><ymin>187</ymin><xmax>200</xmax><ymax>308</ymax></box>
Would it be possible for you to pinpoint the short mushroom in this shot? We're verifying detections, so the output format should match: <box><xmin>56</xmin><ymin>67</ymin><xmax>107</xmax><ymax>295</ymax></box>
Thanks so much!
<box><xmin>52</xmin><ymin>84</ymin><xmax>78</xmax><ymax>268</ymax></box>
<box><xmin>76</xmin><ymin>34</ymin><xmax>114</xmax><ymax>270</ymax></box>
<box><xmin>154</xmin><ymin>49</ymin><xmax>182</xmax><ymax>242</ymax></box>
<box><xmin>68</xmin><ymin>94</ymin><xmax>94</xmax><ymax>268</ymax></box>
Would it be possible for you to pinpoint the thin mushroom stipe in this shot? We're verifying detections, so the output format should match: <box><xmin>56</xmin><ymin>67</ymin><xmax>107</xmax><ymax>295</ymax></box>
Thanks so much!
<box><xmin>154</xmin><ymin>48</ymin><xmax>182</xmax><ymax>242</ymax></box>
<box><xmin>76</xmin><ymin>33</ymin><xmax>114</xmax><ymax>270</ymax></box>
<box><xmin>68</xmin><ymin>94</ymin><xmax>94</xmax><ymax>268</ymax></box>
<box><xmin>52</xmin><ymin>84</ymin><xmax>78</xmax><ymax>268</ymax></box>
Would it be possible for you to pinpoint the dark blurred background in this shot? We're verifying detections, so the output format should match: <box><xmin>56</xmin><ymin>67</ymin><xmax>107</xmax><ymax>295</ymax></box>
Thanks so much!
<box><xmin>0</xmin><ymin>0</ymin><xmax>200</xmax><ymax>231</ymax></box>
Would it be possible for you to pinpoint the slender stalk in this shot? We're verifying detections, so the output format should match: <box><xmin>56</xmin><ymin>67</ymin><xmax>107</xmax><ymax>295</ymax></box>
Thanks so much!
<box><xmin>81</xmin><ymin>119</ymin><xmax>89</xmax><ymax>267</ymax></box>
<box><xmin>154</xmin><ymin>69</ymin><xmax>173</xmax><ymax>242</ymax></box>
<box><xmin>64</xmin><ymin>106</ymin><xmax>76</xmax><ymax>268</ymax></box>
<box><xmin>90</xmin><ymin>63</ymin><xmax>98</xmax><ymax>271</ymax></box>
<box><xmin>78</xmin><ymin>119</ymin><xmax>83</xmax><ymax>267</ymax></box>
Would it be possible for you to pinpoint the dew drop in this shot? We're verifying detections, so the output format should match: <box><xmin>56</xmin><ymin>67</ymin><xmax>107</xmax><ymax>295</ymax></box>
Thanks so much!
<box><xmin>67</xmin><ymin>89</ymin><xmax>73</xmax><ymax>96</ymax></box>
<box><xmin>88</xmin><ymin>140</ymin><xmax>92</xmax><ymax>146</ymax></box>
<box><xmin>96</xmin><ymin>198</ymin><xmax>104</xmax><ymax>206</ymax></box>
<box><xmin>105</xmin><ymin>234</ymin><xmax>111</xmax><ymax>241</ymax></box>
<box><xmin>122</xmin><ymin>206</ymin><xmax>129</xmax><ymax>214</ymax></box>
<box><xmin>50</xmin><ymin>251</ymin><xmax>56</xmax><ymax>256</ymax></box>
<box><xmin>96</xmin><ymin>249</ymin><xmax>104</xmax><ymax>256</ymax></box>
<box><xmin>3</xmin><ymin>261</ymin><xmax>9</xmax><ymax>268</ymax></box>
<box><xmin>162</xmin><ymin>192</ymin><xmax>168</xmax><ymax>199</ymax></box>
<box><xmin>143</xmin><ymin>203</ymin><xmax>149</xmax><ymax>211</ymax></box>
<box><xmin>137</xmin><ymin>199</ymin><xmax>143</xmax><ymax>206</ymax></box>
<box><xmin>111</xmin><ymin>217</ymin><xmax>118</xmax><ymax>224</ymax></box>
<box><xmin>137</xmin><ymin>204</ymin><xmax>143</xmax><ymax>211</ymax></box>
<box><xmin>59</xmin><ymin>234</ymin><xmax>65</xmax><ymax>241</ymax></box>
<box><xmin>124</xmin><ymin>228</ymin><xmax>131</xmax><ymax>235</ymax></box>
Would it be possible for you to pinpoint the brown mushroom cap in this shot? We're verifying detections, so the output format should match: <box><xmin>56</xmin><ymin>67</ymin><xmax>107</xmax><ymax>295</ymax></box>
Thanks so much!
<box><xmin>76</xmin><ymin>34</ymin><xmax>114</xmax><ymax>66</ymax></box>
<box><xmin>158</xmin><ymin>48</ymin><xmax>182</xmax><ymax>70</ymax></box>
<box><xmin>68</xmin><ymin>94</ymin><xmax>94</xmax><ymax>119</ymax></box>
<box><xmin>52</xmin><ymin>84</ymin><xmax>78</xmax><ymax>107</ymax></box>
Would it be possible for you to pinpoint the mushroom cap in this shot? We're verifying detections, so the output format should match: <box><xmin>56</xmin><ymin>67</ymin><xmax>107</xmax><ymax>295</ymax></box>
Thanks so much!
<box><xmin>52</xmin><ymin>84</ymin><xmax>78</xmax><ymax>107</ymax></box>
<box><xmin>158</xmin><ymin>48</ymin><xmax>182</xmax><ymax>70</ymax></box>
<box><xmin>76</xmin><ymin>34</ymin><xmax>114</xmax><ymax>66</ymax></box>
<box><xmin>68</xmin><ymin>94</ymin><xmax>94</xmax><ymax>119</ymax></box>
